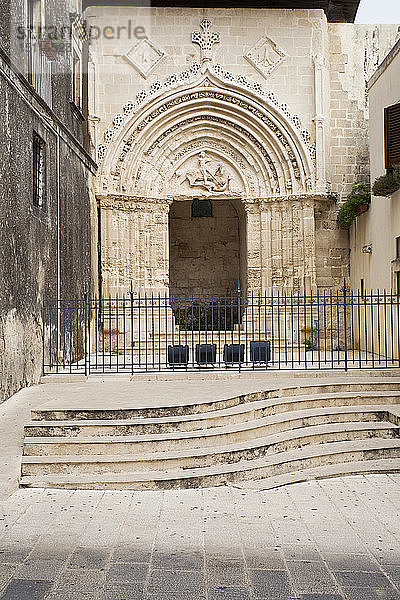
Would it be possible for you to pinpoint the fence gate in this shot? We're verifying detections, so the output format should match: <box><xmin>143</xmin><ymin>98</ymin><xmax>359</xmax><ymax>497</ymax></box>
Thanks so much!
<box><xmin>42</xmin><ymin>288</ymin><xmax>400</xmax><ymax>374</ymax></box>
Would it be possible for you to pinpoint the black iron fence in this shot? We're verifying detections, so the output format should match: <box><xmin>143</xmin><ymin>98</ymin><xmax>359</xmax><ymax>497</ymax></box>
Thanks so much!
<box><xmin>42</xmin><ymin>288</ymin><xmax>400</xmax><ymax>374</ymax></box>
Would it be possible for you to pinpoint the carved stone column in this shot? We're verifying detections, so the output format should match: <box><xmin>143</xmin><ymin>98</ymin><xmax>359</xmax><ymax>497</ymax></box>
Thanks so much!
<box><xmin>243</xmin><ymin>200</ymin><xmax>262</xmax><ymax>293</ymax></box>
<box><xmin>98</xmin><ymin>196</ymin><xmax>172</xmax><ymax>297</ymax></box>
<box><xmin>313</xmin><ymin>54</ymin><xmax>327</xmax><ymax>194</ymax></box>
<box><xmin>259</xmin><ymin>201</ymin><xmax>273</xmax><ymax>293</ymax></box>
<box><xmin>301</xmin><ymin>198</ymin><xmax>317</xmax><ymax>291</ymax></box>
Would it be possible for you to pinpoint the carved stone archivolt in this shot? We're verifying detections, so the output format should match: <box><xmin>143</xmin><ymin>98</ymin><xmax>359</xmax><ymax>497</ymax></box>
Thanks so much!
<box><xmin>97</xmin><ymin>63</ymin><xmax>316</xmax><ymax>172</ymax></box>
<box><xmin>98</xmin><ymin>67</ymin><xmax>315</xmax><ymax>201</ymax></box>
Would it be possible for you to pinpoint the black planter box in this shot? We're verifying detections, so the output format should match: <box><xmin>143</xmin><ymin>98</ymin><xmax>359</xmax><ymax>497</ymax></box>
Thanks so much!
<box><xmin>195</xmin><ymin>343</ymin><xmax>217</xmax><ymax>365</ymax></box>
<box><xmin>223</xmin><ymin>343</ymin><xmax>245</xmax><ymax>364</ymax></box>
<box><xmin>168</xmin><ymin>344</ymin><xmax>189</xmax><ymax>366</ymax></box>
<box><xmin>250</xmin><ymin>341</ymin><xmax>271</xmax><ymax>364</ymax></box>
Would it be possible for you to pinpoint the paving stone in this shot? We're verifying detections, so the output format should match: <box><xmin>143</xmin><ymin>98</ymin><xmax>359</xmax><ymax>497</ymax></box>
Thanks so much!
<box><xmin>26</xmin><ymin>547</ymin><xmax>72</xmax><ymax>562</ymax></box>
<box><xmin>299</xmin><ymin>595</ymin><xmax>345</xmax><ymax>600</ymax></box>
<box><xmin>14</xmin><ymin>560</ymin><xmax>65</xmax><ymax>581</ymax></box>
<box><xmin>0</xmin><ymin>579</ymin><xmax>53</xmax><ymax>600</ymax></box>
<box><xmin>208</xmin><ymin>587</ymin><xmax>252</xmax><ymax>599</ymax></box>
<box><xmin>106</xmin><ymin>563</ymin><xmax>149</xmax><ymax>583</ymax></box>
<box><xmin>335</xmin><ymin>571</ymin><xmax>393</xmax><ymax>588</ymax></box>
<box><xmin>243</xmin><ymin>548</ymin><xmax>286</xmax><ymax>570</ymax></box>
<box><xmin>101</xmin><ymin>583</ymin><xmax>145</xmax><ymax>599</ymax></box>
<box><xmin>0</xmin><ymin>566</ymin><xmax>15</xmax><ymax>594</ymax></box>
<box><xmin>53</xmin><ymin>568</ymin><xmax>106</xmax><ymax>594</ymax></box>
<box><xmin>68</xmin><ymin>547</ymin><xmax>111</xmax><ymax>569</ymax></box>
<box><xmin>0</xmin><ymin>547</ymin><xmax>33</xmax><ymax>564</ymax></box>
<box><xmin>2</xmin><ymin>472</ymin><xmax>400</xmax><ymax>600</ymax></box>
<box><xmin>323</xmin><ymin>554</ymin><xmax>380</xmax><ymax>573</ymax></box>
<box><xmin>343</xmin><ymin>587</ymin><xmax>400</xmax><ymax>599</ymax></box>
<box><xmin>111</xmin><ymin>548</ymin><xmax>152</xmax><ymax>564</ymax></box>
<box><xmin>248</xmin><ymin>569</ymin><xmax>293</xmax><ymax>598</ymax></box>
<box><xmin>152</xmin><ymin>551</ymin><xmax>204</xmax><ymax>571</ymax></box>
<box><xmin>287</xmin><ymin>560</ymin><xmax>339</xmax><ymax>594</ymax></box>
<box><xmin>146</xmin><ymin>595</ymin><xmax>206</xmax><ymax>600</ymax></box>
<box><xmin>47</xmin><ymin>594</ymin><xmax>100</xmax><ymax>600</ymax></box>
<box><xmin>282</xmin><ymin>544</ymin><xmax>322</xmax><ymax>562</ymax></box>
<box><xmin>206</xmin><ymin>559</ymin><xmax>248</xmax><ymax>586</ymax></box>
<box><xmin>381</xmin><ymin>566</ymin><xmax>400</xmax><ymax>587</ymax></box>
<box><xmin>147</xmin><ymin>569</ymin><xmax>204</xmax><ymax>594</ymax></box>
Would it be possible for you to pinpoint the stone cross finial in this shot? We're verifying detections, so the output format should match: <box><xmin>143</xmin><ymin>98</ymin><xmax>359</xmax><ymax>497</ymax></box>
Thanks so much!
<box><xmin>192</xmin><ymin>19</ymin><xmax>221</xmax><ymax>69</ymax></box>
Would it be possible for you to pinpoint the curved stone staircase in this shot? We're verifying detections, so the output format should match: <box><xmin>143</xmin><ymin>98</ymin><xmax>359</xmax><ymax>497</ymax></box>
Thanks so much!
<box><xmin>20</xmin><ymin>380</ymin><xmax>400</xmax><ymax>490</ymax></box>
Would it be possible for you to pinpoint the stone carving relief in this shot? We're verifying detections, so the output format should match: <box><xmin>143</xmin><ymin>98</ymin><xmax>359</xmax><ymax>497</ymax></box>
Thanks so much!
<box><xmin>171</xmin><ymin>141</ymin><xmax>258</xmax><ymax>196</ymax></box>
<box><xmin>245</xmin><ymin>37</ymin><xmax>287</xmax><ymax>79</ymax></box>
<box><xmin>175</xmin><ymin>152</ymin><xmax>242</xmax><ymax>196</ymax></box>
<box><xmin>123</xmin><ymin>38</ymin><xmax>166</xmax><ymax>79</ymax></box>
<box><xmin>134</xmin><ymin>99</ymin><xmax>292</xmax><ymax>183</ymax></box>
<box><xmin>192</xmin><ymin>20</ymin><xmax>221</xmax><ymax>69</ymax></box>
<box><xmin>136</xmin><ymin>112</ymin><xmax>280</xmax><ymax>191</ymax></box>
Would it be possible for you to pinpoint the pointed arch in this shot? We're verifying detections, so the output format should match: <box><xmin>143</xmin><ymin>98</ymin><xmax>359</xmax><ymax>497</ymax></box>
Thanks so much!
<box><xmin>98</xmin><ymin>67</ymin><xmax>316</xmax><ymax>200</ymax></box>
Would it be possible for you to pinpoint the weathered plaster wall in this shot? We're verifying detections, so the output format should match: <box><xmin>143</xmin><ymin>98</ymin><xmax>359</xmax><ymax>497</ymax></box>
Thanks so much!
<box><xmin>313</xmin><ymin>24</ymin><xmax>399</xmax><ymax>290</ymax></box>
<box><xmin>0</xmin><ymin>0</ymin><xmax>96</xmax><ymax>404</ymax></box>
<box><xmin>1</xmin><ymin>0</ymin><xmax>86</xmax><ymax>140</ymax></box>
<box><xmin>0</xmin><ymin>73</ymin><xmax>95</xmax><ymax>404</ymax></box>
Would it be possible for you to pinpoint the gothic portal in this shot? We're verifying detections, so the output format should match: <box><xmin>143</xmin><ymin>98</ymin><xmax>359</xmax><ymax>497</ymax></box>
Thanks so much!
<box><xmin>89</xmin><ymin>7</ymin><xmax>399</xmax><ymax>297</ymax></box>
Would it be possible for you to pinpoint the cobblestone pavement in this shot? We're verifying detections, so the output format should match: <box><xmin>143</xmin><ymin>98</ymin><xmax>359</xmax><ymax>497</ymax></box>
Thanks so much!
<box><xmin>0</xmin><ymin>475</ymin><xmax>400</xmax><ymax>599</ymax></box>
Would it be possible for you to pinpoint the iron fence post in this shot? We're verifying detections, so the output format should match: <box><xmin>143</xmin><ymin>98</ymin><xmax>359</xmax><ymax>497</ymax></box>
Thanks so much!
<box><xmin>343</xmin><ymin>280</ymin><xmax>348</xmax><ymax>372</ymax></box>
<box><xmin>238</xmin><ymin>282</ymin><xmax>241</xmax><ymax>372</ymax></box>
<box><xmin>83</xmin><ymin>285</ymin><xmax>89</xmax><ymax>377</ymax></box>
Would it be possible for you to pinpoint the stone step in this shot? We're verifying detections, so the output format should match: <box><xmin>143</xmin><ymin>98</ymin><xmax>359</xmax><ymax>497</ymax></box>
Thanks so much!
<box><xmin>19</xmin><ymin>438</ymin><xmax>400</xmax><ymax>490</ymax></box>
<box><xmin>30</xmin><ymin>381</ymin><xmax>400</xmax><ymax>422</ymax></box>
<box><xmin>22</xmin><ymin>415</ymin><xmax>399</xmax><ymax>458</ymax></box>
<box><xmin>20</xmin><ymin>421</ymin><xmax>399</xmax><ymax>476</ymax></box>
<box><xmin>234</xmin><ymin>458</ymin><xmax>400</xmax><ymax>490</ymax></box>
<box><xmin>23</xmin><ymin>404</ymin><xmax>394</xmax><ymax>439</ymax></box>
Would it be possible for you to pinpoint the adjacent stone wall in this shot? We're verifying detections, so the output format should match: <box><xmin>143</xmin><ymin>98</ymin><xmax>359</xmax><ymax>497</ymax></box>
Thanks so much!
<box><xmin>0</xmin><ymin>27</ymin><xmax>96</xmax><ymax>404</ymax></box>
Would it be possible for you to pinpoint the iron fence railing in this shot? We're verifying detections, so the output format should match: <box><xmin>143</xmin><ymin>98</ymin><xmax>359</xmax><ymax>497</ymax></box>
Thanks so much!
<box><xmin>42</xmin><ymin>287</ymin><xmax>400</xmax><ymax>374</ymax></box>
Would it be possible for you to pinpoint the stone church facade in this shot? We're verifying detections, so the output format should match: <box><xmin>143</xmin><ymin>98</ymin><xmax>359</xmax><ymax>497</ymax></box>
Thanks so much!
<box><xmin>86</xmin><ymin>6</ymin><xmax>398</xmax><ymax>298</ymax></box>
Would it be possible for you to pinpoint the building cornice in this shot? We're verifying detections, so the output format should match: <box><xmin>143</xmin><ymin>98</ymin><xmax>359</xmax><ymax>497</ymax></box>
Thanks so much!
<box><xmin>83</xmin><ymin>1</ymin><xmax>360</xmax><ymax>23</ymax></box>
<box><xmin>368</xmin><ymin>38</ymin><xmax>400</xmax><ymax>90</ymax></box>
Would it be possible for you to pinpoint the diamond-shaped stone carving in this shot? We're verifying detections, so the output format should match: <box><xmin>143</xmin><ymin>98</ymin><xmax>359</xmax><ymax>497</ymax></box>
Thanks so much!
<box><xmin>245</xmin><ymin>36</ymin><xmax>287</xmax><ymax>79</ymax></box>
<box><xmin>123</xmin><ymin>38</ymin><xmax>166</xmax><ymax>79</ymax></box>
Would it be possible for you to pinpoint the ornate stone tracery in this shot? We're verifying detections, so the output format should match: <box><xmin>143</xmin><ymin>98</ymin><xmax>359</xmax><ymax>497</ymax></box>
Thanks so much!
<box><xmin>192</xmin><ymin>19</ymin><xmax>221</xmax><ymax>69</ymax></box>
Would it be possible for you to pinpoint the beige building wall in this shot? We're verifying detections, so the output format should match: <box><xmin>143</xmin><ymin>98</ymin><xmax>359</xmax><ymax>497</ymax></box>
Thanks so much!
<box><xmin>350</xmin><ymin>39</ymin><xmax>400</xmax><ymax>292</ymax></box>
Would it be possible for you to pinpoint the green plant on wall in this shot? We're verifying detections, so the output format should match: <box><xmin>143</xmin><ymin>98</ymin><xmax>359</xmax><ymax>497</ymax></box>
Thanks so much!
<box><xmin>372</xmin><ymin>165</ymin><xmax>400</xmax><ymax>197</ymax></box>
<box><xmin>41</xmin><ymin>30</ymin><xmax>68</xmax><ymax>53</ymax></box>
<box><xmin>337</xmin><ymin>182</ymin><xmax>371</xmax><ymax>230</ymax></box>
